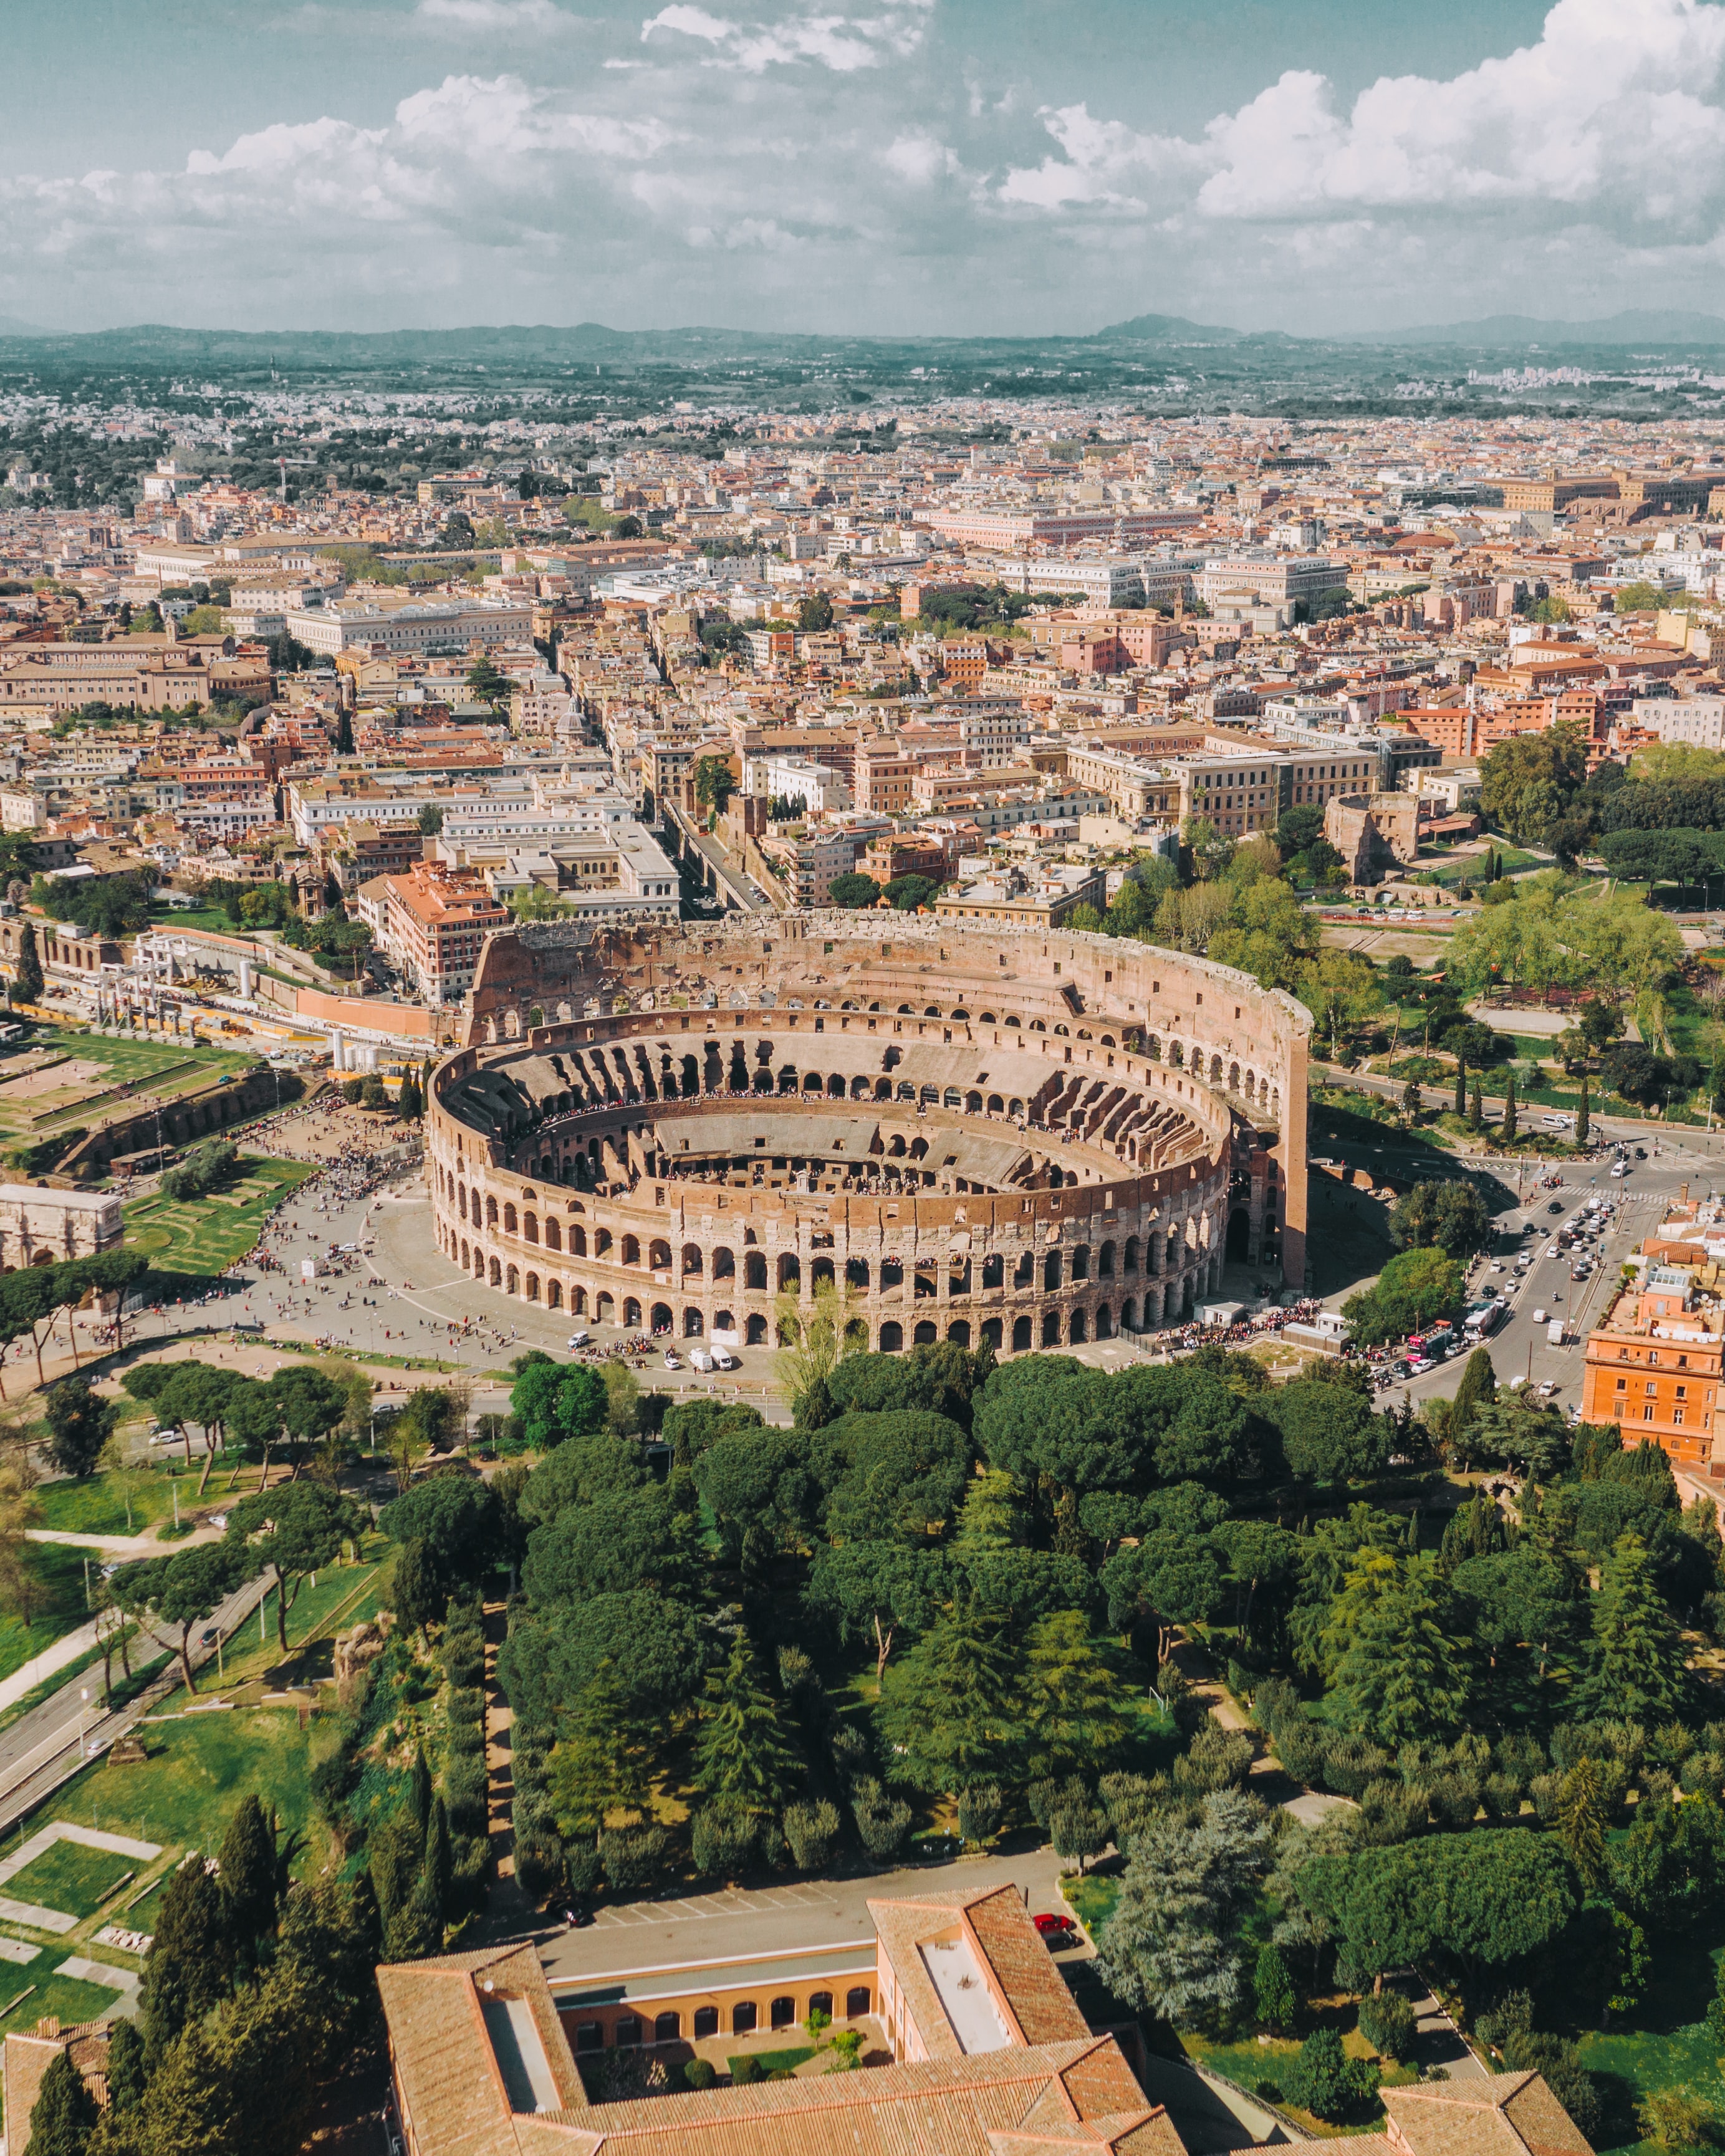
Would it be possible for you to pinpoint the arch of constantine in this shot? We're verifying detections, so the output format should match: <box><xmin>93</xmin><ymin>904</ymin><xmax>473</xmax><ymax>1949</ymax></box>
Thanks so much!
<box><xmin>425</xmin><ymin>914</ymin><xmax>1311</xmax><ymax>1356</ymax></box>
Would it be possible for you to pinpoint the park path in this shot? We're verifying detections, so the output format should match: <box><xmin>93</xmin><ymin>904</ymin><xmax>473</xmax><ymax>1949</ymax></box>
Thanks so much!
<box><xmin>0</xmin><ymin>1617</ymin><xmax>103</xmax><ymax>1715</ymax></box>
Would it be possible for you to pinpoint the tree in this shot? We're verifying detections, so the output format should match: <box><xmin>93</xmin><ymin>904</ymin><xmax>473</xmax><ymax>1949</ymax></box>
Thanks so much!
<box><xmin>1558</xmin><ymin>1757</ymin><xmax>1608</xmax><ymax>1893</ymax></box>
<box><xmin>797</xmin><ymin>593</ymin><xmax>834</xmax><ymax>631</ymax></box>
<box><xmin>1388</xmin><ymin>1181</ymin><xmax>1491</xmax><ymax>1258</ymax></box>
<box><xmin>139</xmin><ymin>1852</ymin><xmax>233</xmax><ymax>2063</ymax></box>
<box><xmin>1254</xmin><ymin>1942</ymin><xmax>1297</xmax><ymax>2033</ymax></box>
<box><xmin>694</xmin><ymin>1635</ymin><xmax>801</xmax><ymax>1819</ymax></box>
<box><xmin>105</xmin><ymin>2018</ymin><xmax>146</xmax><ymax>2115</ymax></box>
<box><xmin>693</xmin><ymin>755</ymin><xmax>734</xmax><ymax>817</ymax></box>
<box><xmin>1286</xmin><ymin>2028</ymin><xmax>1380</xmax><ymax>2122</ymax></box>
<box><xmin>1503</xmin><ymin>1072</ymin><xmax>1518</xmax><ymax>1141</ymax></box>
<box><xmin>226</xmin><ymin>1482</ymin><xmax>358</xmax><ymax>1655</ymax></box>
<box><xmin>549</xmin><ymin>1656</ymin><xmax>656</xmax><ymax>1844</ymax></box>
<box><xmin>1577</xmin><ymin>1075</ymin><xmax>1590</xmax><ymax>1146</ymax></box>
<box><xmin>1096</xmin><ymin>1790</ymin><xmax>1272</xmax><ymax>2028</ymax></box>
<box><xmin>1342</xmin><ymin>1246</ymin><xmax>1466</xmax><ymax>1346</ymax></box>
<box><xmin>509</xmin><ymin>1358</ymin><xmax>607</xmax><ymax>1452</ymax></box>
<box><xmin>805</xmin><ymin>1540</ymin><xmax>943</xmax><ymax>1680</ymax></box>
<box><xmin>416</xmin><ymin>803</ymin><xmax>444</xmax><ymax>836</ymax></box>
<box><xmin>1580</xmin><ymin>1532</ymin><xmax>1688</xmax><ymax>1723</ymax></box>
<box><xmin>12</xmin><ymin>921</ymin><xmax>42</xmax><ymax>1006</ymax></box>
<box><xmin>1324</xmin><ymin>1554</ymin><xmax>1473</xmax><ymax>1746</ymax></box>
<box><xmin>827</xmin><ymin>871</ymin><xmax>882</xmax><ymax>909</ymax></box>
<box><xmin>42</xmin><ymin>1377</ymin><xmax>116</xmax><ymax>1478</ymax></box>
<box><xmin>219</xmin><ymin>1794</ymin><xmax>289</xmax><ymax>1973</ymax></box>
<box><xmin>775</xmin><ymin>1278</ymin><xmax>865</xmax><ymax>1414</ymax></box>
<box><xmin>28</xmin><ymin>2051</ymin><xmax>98</xmax><ymax>2156</ymax></box>
<box><xmin>0</xmin><ymin>1439</ymin><xmax>44</xmax><ymax>1630</ymax></box>
<box><xmin>878</xmin><ymin>1602</ymin><xmax>1021</xmax><ymax>1795</ymax></box>
<box><xmin>1479</xmin><ymin>724</ymin><xmax>1590</xmax><ymax>846</ymax></box>
<box><xmin>1447</xmin><ymin>1348</ymin><xmax>1497</xmax><ymax>1462</ymax></box>
<box><xmin>1296</xmin><ymin>948</ymin><xmax>1383</xmax><ymax>1054</ymax></box>
<box><xmin>1024</xmin><ymin>1611</ymin><xmax>1130</xmax><ymax>1779</ymax></box>
<box><xmin>115</xmin><ymin>1542</ymin><xmax>247</xmax><ymax>1696</ymax></box>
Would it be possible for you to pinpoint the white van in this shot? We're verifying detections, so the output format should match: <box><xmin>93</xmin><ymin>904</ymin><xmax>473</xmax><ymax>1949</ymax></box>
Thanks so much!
<box><xmin>687</xmin><ymin>1346</ymin><xmax>714</xmax><ymax>1373</ymax></box>
<box><xmin>711</xmin><ymin>1346</ymin><xmax>738</xmax><ymax>1371</ymax></box>
<box><xmin>566</xmin><ymin>1330</ymin><xmax>590</xmax><ymax>1350</ymax></box>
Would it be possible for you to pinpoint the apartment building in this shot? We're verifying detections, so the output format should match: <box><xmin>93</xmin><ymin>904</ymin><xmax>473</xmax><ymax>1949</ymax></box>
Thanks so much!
<box><xmin>756</xmin><ymin>823</ymin><xmax>862</xmax><ymax>906</ymax></box>
<box><xmin>372</xmin><ymin>863</ymin><xmax>511</xmax><ymax>1006</ymax></box>
<box><xmin>1630</xmin><ymin>694</ymin><xmax>1725</xmax><ymax>750</ymax></box>
<box><xmin>1582</xmin><ymin>1264</ymin><xmax>1725</xmax><ymax>1480</ymax></box>
<box><xmin>853</xmin><ymin>735</ymin><xmax>919</xmax><ymax>813</ymax></box>
<box><xmin>935</xmin><ymin>861</ymin><xmax>1105</xmax><ymax>928</ymax></box>
<box><xmin>1196</xmin><ymin>553</ymin><xmax>1344</xmax><ymax>610</ymax></box>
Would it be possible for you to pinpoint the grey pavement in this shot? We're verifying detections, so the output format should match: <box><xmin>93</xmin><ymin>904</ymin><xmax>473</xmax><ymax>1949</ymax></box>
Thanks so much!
<box><xmin>532</xmin><ymin>1848</ymin><xmax>1070</xmax><ymax>1987</ymax></box>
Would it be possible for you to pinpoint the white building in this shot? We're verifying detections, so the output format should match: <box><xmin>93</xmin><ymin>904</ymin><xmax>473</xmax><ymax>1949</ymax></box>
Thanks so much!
<box><xmin>1631</xmin><ymin>695</ymin><xmax>1725</xmax><ymax>750</ymax></box>
<box><xmin>284</xmin><ymin>598</ymin><xmax>533</xmax><ymax>658</ymax></box>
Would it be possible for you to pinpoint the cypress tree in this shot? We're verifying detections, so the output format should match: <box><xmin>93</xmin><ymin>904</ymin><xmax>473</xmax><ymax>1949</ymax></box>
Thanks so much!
<box><xmin>218</xmin><ymin>1794</ymin><xmax>281</xmax><ymax>1970</ymax></box>
<box><xmin>410</xmin><ymin>1745</ymin><xmax>433</xmax><ymax>1833</ymax></box>
<box><xmin>1469</xmin><ymin>1077</ymin><xmax>1484</xmax><ymax>1131</ymax></box>
<box><xmin>1582</xmin><ymin>1532</ymin><xmax>1687</xmax><ymax>1723</ymax></box>
<box><xmin>14</xmin><ymin>922</ymin><xmax>42</xmax><ymax>1007</ymax></box>
<box><xmin>1448</xmin><ymin>1348</ymin><xmax>1497</xmax><ymax>1462</ymax></box>
<box><xmin>138</xmin><ymin>1854</ymin><xmax>233</xmax><ymax>2066</ymax></box>
<box><xmin>1577</xmin><ymin>1076</ymin><xmax>1590</xmax><ymax>1146</ymax></box>
<box><xmin>1454</xmin><ymin>1052</ymin><xmax>1467</xmax><ymax>1118</ymax></box>
<box><xmin>423</xmin><ymin>1795</ymin><xmax>451</xmax><ymax>1919</ymax></box>
<box><xmin>105</xmin><ymin>2018</ymin><xmax>147</xmax><ymax>2114</ymax></box>
<box><xmin>27</xmin><ymin>2051</ymin><xmax>97</xmax><ymax>2156</ymax></box>
<box><xmin>1502</xmin><ymin>1074</ymin><xmax>1518</xmax><ymax>1142</ymax></box>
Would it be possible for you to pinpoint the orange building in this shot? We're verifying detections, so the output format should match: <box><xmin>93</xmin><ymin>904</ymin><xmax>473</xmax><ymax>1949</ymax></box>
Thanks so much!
<box><xmin>375</xmin><ymin>862</ymin><xmax>510</xmax><ymax>1009</ymax></box>
<box><xmin>1579</xmin><ymin>1266</ymin><xmax>1725</xmax><ymax>1478</ymax></box>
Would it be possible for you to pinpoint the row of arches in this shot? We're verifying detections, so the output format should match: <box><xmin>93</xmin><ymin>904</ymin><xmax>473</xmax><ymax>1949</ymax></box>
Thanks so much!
<box><xmin>440</xmin><ymin>1220</ymin><xmax>1218</xmax><ymax>1298</ymax></box>
<box><xmin>441</xmin><ymin>1230</ymin><xmax>1225</xmax><ymax>1341</ymax></box>
<box><xmin>567</xmin><ymin>1985</ymin><xmax>874</xmax><ymax>2054</ymax></box>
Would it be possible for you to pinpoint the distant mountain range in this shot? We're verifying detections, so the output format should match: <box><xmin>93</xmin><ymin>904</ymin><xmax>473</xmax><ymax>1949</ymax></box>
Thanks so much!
<box><xmin>4</xmin><ymin>308</ymin><xmax>1725</xmax><ymax>362</ymax></box>
<box><xmin>1330</xmin><ymin>309</ymin><xmax>1725</xmax><ymax>347</ymax></box>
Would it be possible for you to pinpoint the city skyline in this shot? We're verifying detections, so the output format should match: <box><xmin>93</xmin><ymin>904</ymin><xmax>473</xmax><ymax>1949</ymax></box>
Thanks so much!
<box><xmin>11</xmin><ymin>0</ymin><xmax>1725</xmax><ymax>339</ymax></box>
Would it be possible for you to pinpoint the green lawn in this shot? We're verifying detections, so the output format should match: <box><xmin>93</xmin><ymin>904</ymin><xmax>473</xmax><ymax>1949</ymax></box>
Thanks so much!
<box><xmin>4</xmin><ymin>1837</ymin><xmax>142</xmax><ymax>1919</ymax></box>
<box><xmin>36</xmin><ymin>1468</ymin><xmax>175</xmax><ymax>1538</ymax></box>
<box><xmin>122</xmin><ymin>1156</ymin><xmax>319</xmax><ymax>1278</ymax></box>
<box><xmin>0</xmin><ymin>1027</ymin><xmax>259</xmax><ymax>1143</ymax></box>
<box><xmin>209</xmin><ymin>1555</ymin><xmax>390</xmax><ymax>1692</ymax></box>
<box><xmin>148</xmin><ymin>905</ymin><xmax>254</xmax><ymax>938</ymax></box>
<box><xmin>35</xmin><ymin>1707</ymin><xmax>324</xmax><ymax>1855</ymax></box>
<box><xmin>0</xmin><ymin>1967</ymin><xmax>123</xmax><ymax>2041</ymax></box>
<box><xmin>0</xmin><ymin>1543</ymin><xmax>92</xmax><ymax>1689</ymax></box>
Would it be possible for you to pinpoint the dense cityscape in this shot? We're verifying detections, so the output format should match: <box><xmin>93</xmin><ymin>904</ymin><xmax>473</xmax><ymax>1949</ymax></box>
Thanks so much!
<box><xmin>13</xmin><ymin>3</ymin><xmax>1725</xmax><ymax>2155</ymax></box>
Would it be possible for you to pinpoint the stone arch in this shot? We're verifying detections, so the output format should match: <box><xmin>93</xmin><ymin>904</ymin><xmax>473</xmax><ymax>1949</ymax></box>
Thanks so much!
<box><xmin>489</xmin><ymin>1256</ymin><xmax>502</xmax><ymax>1286</ymax></box>
<box><xmin>746</xmin><ymin>1312</ymin><xmax>768</xmax><ymax>1344</ymax></box>
<box><xmin>681</xmin><ymin>1242</ymin><xmax>703</xmax><ymax>1277</ymax></box>
<box><xmin>879</xmin><ymin>1321</ymin><xmax>903</xmax><ymax>1352</ymax></box>
<box><xmin>1012</xmin><ymin>1315</ymin><xmax>1032</xmax><ymax>1351</ymax></box>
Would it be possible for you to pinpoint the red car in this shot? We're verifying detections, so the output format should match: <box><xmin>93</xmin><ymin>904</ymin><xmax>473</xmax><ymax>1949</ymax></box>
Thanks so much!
<box><xmin>1032</xmin><ymin>1913</ymin><xmax>1075</xmax><ymax>1943</ymax></box>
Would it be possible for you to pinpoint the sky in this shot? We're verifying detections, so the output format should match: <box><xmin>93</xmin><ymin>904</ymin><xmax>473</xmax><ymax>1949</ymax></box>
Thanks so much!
<box><xmin>6</xmin><ymin>0</ymin><xmax>1725</xmax><ymax>338</ymax></box>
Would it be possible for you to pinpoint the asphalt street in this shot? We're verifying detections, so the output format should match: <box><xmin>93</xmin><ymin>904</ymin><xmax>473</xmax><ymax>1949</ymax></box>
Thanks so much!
<box><xmin>1365</xmin><ymin>1112</ymin><xmax>1725</xmax><ymax>1416</ymax></box>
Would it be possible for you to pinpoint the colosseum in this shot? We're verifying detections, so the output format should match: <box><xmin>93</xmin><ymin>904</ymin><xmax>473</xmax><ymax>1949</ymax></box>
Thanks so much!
<box><xmin>425</xmin><ymin>915</ymin><xmax>1311</xmax><ymax>1357</ymax></box>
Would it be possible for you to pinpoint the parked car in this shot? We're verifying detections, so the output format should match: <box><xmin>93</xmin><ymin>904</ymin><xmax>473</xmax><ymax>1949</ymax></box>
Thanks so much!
<box><xmin>663</xmin><ymin>1349</ymin><xmax>681</xmax><ymax>1371</ymax></box>
<box><xmin>567</xmin><ymin>1330</ymin><xmax>590</xmax><ymax>1349</ymax></box>
<box><xmin>1032</xmin><ymin>1914</ymin><xmax>1076</xmax><ymax>1946</ymax></box>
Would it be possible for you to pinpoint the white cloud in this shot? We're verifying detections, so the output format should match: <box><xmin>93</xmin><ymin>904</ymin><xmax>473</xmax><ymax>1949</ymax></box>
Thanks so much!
<box><xmin>641</xmin><ymin>0</ymin><xmax>930</xmax><ymax>73</ymax></box>
<box><xmin>414</xmin><ymin>0</ymin><xmax>574</xmax><ymax>29</ymax></box>
<box><xmin>882</xmin><ymin>131</ymin><xmax>959</xmax><ymax>185</ymax></box>
<box><xmin>1003</xmin><ymin>0</ymin><xmax>1725</xmax><ymax>241</ymax></box>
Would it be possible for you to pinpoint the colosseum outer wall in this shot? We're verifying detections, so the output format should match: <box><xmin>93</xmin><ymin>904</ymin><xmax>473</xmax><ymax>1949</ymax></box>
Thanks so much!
<box><xmin>424</xmin><ymin>914</ymin><xmax>1310</xmax><ymax>1357</ymax></box>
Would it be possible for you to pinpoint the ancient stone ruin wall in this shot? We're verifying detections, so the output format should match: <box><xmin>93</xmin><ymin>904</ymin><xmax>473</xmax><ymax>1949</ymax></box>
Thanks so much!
<box><xmin>425</xmin><ymin>915</ymin><xmax>1310</xmax><ymax>1354</ymax></box>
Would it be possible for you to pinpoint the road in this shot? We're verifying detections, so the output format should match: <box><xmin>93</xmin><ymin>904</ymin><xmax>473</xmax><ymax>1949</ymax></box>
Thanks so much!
<box><xmin>0</xmin><ymin>1569</ymin><xmax>272</xmax><ymax>1839</ymax></box>
<box><xmin>1366</xmin><ymin>1120</ymin><xmax>1723</xmax><ymax>1417</ymax></box>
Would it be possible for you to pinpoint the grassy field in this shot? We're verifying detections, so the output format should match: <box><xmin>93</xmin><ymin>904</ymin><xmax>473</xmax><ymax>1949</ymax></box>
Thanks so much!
<box><xmin>0</xmin><ymin>1543</ymin><xmax>92</xmax><ymax>1689</ymax></box>
<box><xmin>210</xmin><ymin>1555</ymin><xmax>390</xmax><ymax>1692</ymax></box>
<box><xmin>123</xmin><ymin>1155</ymin><xmax>318</xmax><ymax>1277</ymax></box>
<box><xmin>36</xmin><ymin>1468</ymin><xmax>176</xmax><ymax>1538</ymax></box>
<box><xmin>5</xmin><ymin>1837</ymin><xmax>142</xmax><ymax>1919</ymax></box>
<box><xmin>0</xmin><ymin>1028</ymin><xmax>259</xmax><ymax>1146</ymax></box>
<box><xmin>147</xmin><ymin>904</ymin><xmax>253</xmax><ymax>939</ymax></box>
<box><xmin>0</xmin><ymin>1963</ymin><xmax>125</xmax><ymax>2044</ymax></box>
<box><xmin>34</xmin><ymin>1708</ymin><xmax>323</xmax><ymax>1855</ymax></box>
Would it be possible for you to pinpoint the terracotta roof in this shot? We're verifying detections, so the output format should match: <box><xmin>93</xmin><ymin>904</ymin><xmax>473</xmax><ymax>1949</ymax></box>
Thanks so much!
<box><xmin>1384</xmin><ymin>2074</ymin><xmax>1595</xmax><ymax>2156</ymax></box>
<box><xmin>550</xmin><ymin>2039</ymin><xmax>1162</xmax><ymax>2155</ymax></box>
<box><xmin>4</xmin><ymin>2020</ymin><xmax>113</xmax><ymax>2156</ymax></box>
<box><xmin>867</xmin><ymin>1882</ymin><xmax>1091</xmax><ymax>2061</ymax></box>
